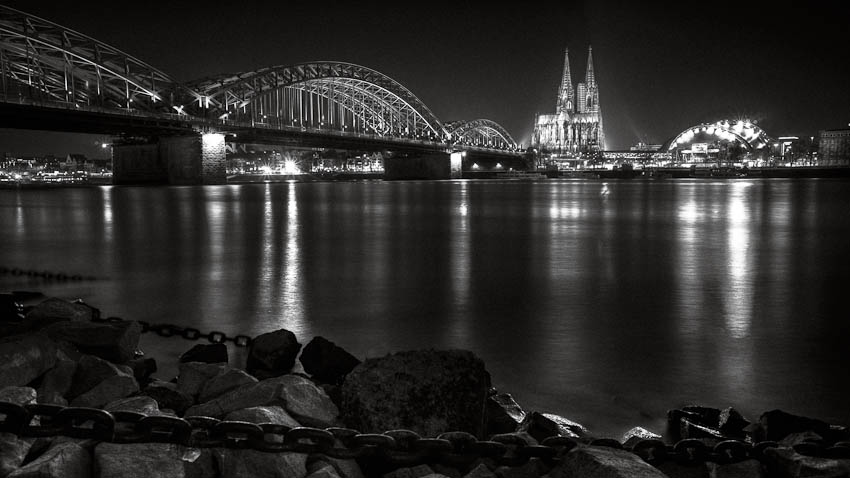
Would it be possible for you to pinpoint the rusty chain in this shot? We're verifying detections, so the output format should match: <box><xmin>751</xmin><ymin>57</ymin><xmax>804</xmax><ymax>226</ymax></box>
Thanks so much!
<box><xmin>2</xmin><ymin>401</ymin><xmax>849</xmax><ymax>467</ymax></box>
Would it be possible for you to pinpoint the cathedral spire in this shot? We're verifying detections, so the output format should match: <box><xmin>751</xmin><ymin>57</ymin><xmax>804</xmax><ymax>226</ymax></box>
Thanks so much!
<box><xmin>585</xmin><ymin>45</ymin><xmax>596</xmax><ymax>86</ymax></box>
<box><xmin>556</xmin><ymin>47</ymin><xmax>574</xmax><ymax>115</ymax></box>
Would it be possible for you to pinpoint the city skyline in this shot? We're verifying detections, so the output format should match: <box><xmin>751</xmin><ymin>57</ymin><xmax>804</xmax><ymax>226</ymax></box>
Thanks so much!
<box><xmin>1</xmin><ymin>0</ymin><xmax>848</xmax><ymax>157</ymax></box>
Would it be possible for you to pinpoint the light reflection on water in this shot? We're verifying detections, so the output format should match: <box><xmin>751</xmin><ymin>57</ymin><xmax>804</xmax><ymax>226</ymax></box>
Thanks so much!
<box><xmin>2</xmin><ymin>178</ymin><xmax>849</xmax><ymax>438</ymax></box>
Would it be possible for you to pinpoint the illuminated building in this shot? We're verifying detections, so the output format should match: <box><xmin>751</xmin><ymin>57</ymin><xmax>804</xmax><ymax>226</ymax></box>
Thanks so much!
<box><xmin>665</xmin><ymin>119</ymin><xmax>772</xmax><ymax>166</ymax></box>
<box><xmin>819</xmin><ymin>129</ymin><xmax>850</xmax><ymax>166</ymax></box>
<box><xmin>533</xmin><ymin>47</ymin><xmax>605</xmax><ymax>156</ymax></box>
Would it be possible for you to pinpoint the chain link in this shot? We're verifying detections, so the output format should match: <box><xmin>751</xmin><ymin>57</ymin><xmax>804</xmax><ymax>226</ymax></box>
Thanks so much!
<box><xmin>2</xmin><ymin>400</ymin><xmax>848</xmax><ymax>467</ymax></box>
<box><xmin>92</xmin><ymin>317</ymin><xmax>254</xmax><ymax>348</ymax></box>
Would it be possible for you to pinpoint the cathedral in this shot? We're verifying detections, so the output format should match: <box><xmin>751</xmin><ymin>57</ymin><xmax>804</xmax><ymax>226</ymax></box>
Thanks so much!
<box><xmin>533</xmin><ymin>46</ymin><xmax>605</xmax><ymax>155</ymax></box>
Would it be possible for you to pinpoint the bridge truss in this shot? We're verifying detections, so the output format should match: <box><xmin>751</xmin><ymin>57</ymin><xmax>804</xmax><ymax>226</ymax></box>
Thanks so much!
<box><xmin>0</xmin><ymin>5</ymin><xmax>518</xmax><ymax>153</ymax></box>
<box><xmin>0</xmin><ymin>5</ymin><xmax>181</xmax><ymax>114</ymax></box>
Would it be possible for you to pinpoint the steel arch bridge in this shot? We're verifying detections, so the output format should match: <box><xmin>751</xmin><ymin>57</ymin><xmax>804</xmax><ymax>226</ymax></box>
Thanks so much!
<box><xmin>445</xmin><ymin>119</ymin><xmax>518</xmax><ymax>150</ymax></box>
<box><xmin>0</xmin><ymin>5</ymin><xmax>518</xmax><ymax>152</ymax></box>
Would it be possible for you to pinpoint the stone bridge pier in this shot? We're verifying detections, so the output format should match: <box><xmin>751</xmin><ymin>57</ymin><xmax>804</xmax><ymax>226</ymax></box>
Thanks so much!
<box><xmin>112</xmin><ymin>133</ymin><xmax>227</xmax><ymax>185</ymax></box>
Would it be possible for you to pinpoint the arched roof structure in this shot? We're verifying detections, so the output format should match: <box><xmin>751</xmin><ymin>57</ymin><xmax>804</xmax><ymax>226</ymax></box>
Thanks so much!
<box><xmin>666</xmin><ymin>120</ymin><xmax>772</xmax><ymax>151</ymax></box>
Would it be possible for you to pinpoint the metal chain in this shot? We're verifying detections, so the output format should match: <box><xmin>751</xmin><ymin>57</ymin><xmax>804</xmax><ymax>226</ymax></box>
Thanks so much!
<box><xmin>2</xmin><ymin>402</ymin><xmax>849</xmax><ymax>466</ymax></box>
<box><xmin>0</xmin><ymin>266</ymin><xmax>96</xmax><ymax>282</ymax></box>
<box><xmin>91</xmin><ymin>316</ymin><xmax>253</xmax><ymax>348</ymax></box>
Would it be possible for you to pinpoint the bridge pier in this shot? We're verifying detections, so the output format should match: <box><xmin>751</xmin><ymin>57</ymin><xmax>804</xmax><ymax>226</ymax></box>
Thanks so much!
<box><xmin>112</xmin><ymin>133</ymin><xmax>226</xmax><ymax>185</ymax></box>
<box><xmin>384</xmin><ymin>152</ymin><xmax>460</xmax><ymax>180</ymax></box>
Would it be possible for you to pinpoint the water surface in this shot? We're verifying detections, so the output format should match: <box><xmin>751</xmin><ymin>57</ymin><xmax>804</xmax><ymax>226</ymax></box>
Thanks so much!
<box><xmin>2</xmin><ymin>178</ymin><xmax>848</xmax><ymax>438</ymax></box>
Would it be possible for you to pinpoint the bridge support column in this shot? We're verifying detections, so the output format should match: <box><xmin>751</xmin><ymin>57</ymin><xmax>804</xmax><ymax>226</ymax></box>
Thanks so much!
<box><xmin>384</xmin><ymin>152</ymin><xmax>454</xmax><ymax>180</ymax></box>
<box><xmin>112</xmin><ymin>133</ymin><xmax>226</xmax><ymax>185</ymax></box>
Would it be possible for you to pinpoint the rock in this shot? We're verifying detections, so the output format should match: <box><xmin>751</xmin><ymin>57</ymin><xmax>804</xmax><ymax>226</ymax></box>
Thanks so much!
<box><xmin>6</xmin><ymin>441</ymin><xmax>90</xmax><ymax>478</ymax></box>
<box><xmin>197</xmin><ymin>368</ymin><xmax>258</xmax><ymax>403</ymax></box>
<box><xmin>307</xmin><ymin>464</ymin><xmax>342</xmax><ymax>478</ymax></box>
<box><xmin>36</xmin><ymin>390</ymin><xmax>67</xmax><ymax>406</ymax></box>
<box><xmin>176</xmin><ymin>362</ymin><xmax>228</xmax><ymax>400</ymax></box>
<box><xmin>762</xmin><ymin>446</ymin><xmax>850</xmax><ymax>478</ymax></box>
<box><xmin>668</xmin><ymin>407</ymin><xmax>727</xmax><ymax>442</ymax></box>
<box><xmin>621</xmin><ymin>427</ymin><xmax>662</xmax><ymax>449</ymax></box>
<box><xmin>25</xmin><ymin>298</ymin><xmax>93</xmax><ymax>324</ymax></box>
<box><xmin>94</xmin><ymin>442</ymin><xmax>215</xmax><ymax>478</ymax></box>
<box><xmin>548</xmin><ymin>445</ymin><xmax>669</xmax><ymax>478</ymax></box>
<box><xmin>779</xmin><ymin>431</ymin><xmax>824</xmax><ymax>448</ymax></box>
<box><xmin>494</xmin><ymin>459</ymin><xmax>550</xmax><ymax>478</ymax></box>
<box><xmin>278</xmin><ymin>374</ymin><xmax>341</xmax><ymax>428</ymax></box>
<box><xmin>681</xmin><ymin>406</ymin><xmax>722</xmax><ymax>427</ymax></box>
<box><xmin>707</xmin><ymin>459</ymin><xmax>764</xmax><ymax>478</ymax></box>
<box><xmin>0</xmin><ymin>333</ymin><xmax>58</xmax><ymax>389</ymax></box>
<box><xmin>179</xmin><ymin>343</ymin><xmax>228</xmax><ymax>364</ymax></box>
<box><xmin>485</xmin><ymin>393</ymin><xmax>526</xmax><ymax>436</ymax></box>
<box><xmin>760</xmin><ymin>410</ymin><xmax>831</xmax><ymax>443</ymax></box>
<box><xmin>0</xmin><ymin>386</ymin><xmax>36</xmax><ymax>405</ymax></box>
<box><xmin>246</xmin><ymin>328</ymin><xmax>302</xmax><ymax>378</ymax></box>
<box><xmin>341</xmin><ymin>349</ymin><xmax>491</xmax><ymax>438</ymax></box>
<box><xmin>104</xmin><ymin>396</ymin><xmax>161</xmax><ymax>415</ymax></box>
<box><xmin>464</xmin><ymin>463</ymin><xmax>497</xmax><ymax>478</ymax></box>
<box><xmin>70</xmin><ymin>374</ymin><xmax>139</xmax><ymax>408</ymax></box>
<box><xmin>718</xmin><ymin>407</ymin><xmax>750</xmax><ymax>438</ymax></box>
<box><xmin>516</xmin><ymin>411</ymin><xmax>590</xmax><ymax>442</ymax></box>
<box><xmin>140</xmin><ymin>381</ymin><xmax>193</xmax><ymax>416</ymax></box>
<box><xmin>654</xmin><ymin>461</ymin><xmax>709</xmax><ymax>478</ymax></box>
<box><xmin>36</xmin><ymin>353</ymin><xmax>77</xmax><ymax>401</ymax></box>
<box><xmin>383</xmin><ymin>465</ymin><xmax>436</xmax><ymax>478</ymax></box>
<box><xmin>184</xmin><ymin>374</ymin><xmax>326</xmax><ymax>419</ymax></box>
<box><xmin>0</xmin><ymin>434</ymin><xmax>34</xmax><ymax>478</ymax></box>
<box><xmin>225</xmin><ymin>405</ymin><xmax>302</xmax><ymax>428</ymax></box>
<box><xmin>0</xmin><ymin>294</ymin><xmax>24</xmax><ymax>323</ymax></box>
<box><xmin>43</xmin><ymin>319</ymin><xmax>141</xmax><ymax>364</ymax></box>
<box><xmin>68</xmin><ymin>354</ymin><xmax>133</xmax><ymax>400</ymax></box>
<box><xmin>126</xmin><ymin>357</ymin><xmax>157</xmax><ymax>386</ymax></box>
<box><xmin>299</xmin><ymin>336</ymin><xmax>361</xmax><ymax>385</ymax></box>
<box><xmin>311</xmin><ymin>453</ymin><xmax>364</xmax><ymax>478</ymax></box>
<box><xmin>213</xmin><ymin>448</ymin><xmax>307</xmax><ymax>478</ymax></box>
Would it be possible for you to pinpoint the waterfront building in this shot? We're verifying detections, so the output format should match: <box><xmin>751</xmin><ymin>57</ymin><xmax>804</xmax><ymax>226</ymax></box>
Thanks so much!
<box><xmin>533</xmin><ymin>47</ymin><xmax>605</xmax><ymax>157</ymax></box>
<box><xmin>819</xmin><ymin>129</ymin><xmax>850</xmax><ymax>166</ymax></box>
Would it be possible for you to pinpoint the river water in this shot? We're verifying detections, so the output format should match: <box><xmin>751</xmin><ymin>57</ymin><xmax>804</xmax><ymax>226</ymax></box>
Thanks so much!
<box><xmin>2</xmin><ymin>178</ymin><xmax>848</xmax><ymax>438</ymax></box>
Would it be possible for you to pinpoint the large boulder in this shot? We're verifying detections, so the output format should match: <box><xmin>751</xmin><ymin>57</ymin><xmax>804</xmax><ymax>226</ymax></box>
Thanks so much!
<box><xmin>179</xmin><ymin>343</ymin><xmax>228</xmax><ymax>364</ymax></box>
<box><xmin>43</xmin><ymin>319</ymin><xmax>141</xmax><ymax>364</ymax></box>
<box><xmin>36</xmin><ymin>352</ymin><xmax>77</xmax><ymax>401</ymax></box>
<box><xmin>517</xmin><ymin>411</ymin><xmax>591</xmax><ymax>441</ymax></box>
<box><xmin>176</xmin><ymin>362</ymin><xmax>228</xmax><ymax>400</ymax></box>
<box><xmin>246</xmin><ymin>329</ymin><xmax>302</xmax><ymax>379</ymax></box>
<box><xmin>140</xmin><ymin>380</ymin><xmax>193</xmax><ymax>416</ymax></box>
<box><xmin>299</xmin><ymin>336</ymin><xmax>361</xmax><ymax>385</ymax></box>
<box><xmin>25</xmin><ymin>298</ymin><xmax>94</xmax><ymax>324</ymax></box>
<box><xmin>213</xmin><ymin>448</ymin><xmax>307</xmax><ymax>478</ymax></box>
<box><xmin>485</xmin><ymin>392</ymin><xmax>526</xmax><ymax>436</ymax></box>
<box><xmin>549</xmin><ymin>445</ymin><xmax>669</xmax><ymax>478</ymax></box>
<box><xmin>94</xmin><ymin>442</ymin><xmax>215</xmax><ymax>478</ymax></box>
<box><xmin>759</xmin><ymin>410</ymin><xmax>832</xmax><ymax>442</ymax></box>
<box><xmin>224</xmin><ymin>406</ymin><xmax>302</xmax><ymax>428</ymax></box>
<box><xmin>67</xmin><ymin>354</ymin><xmax>133</xmax><ymax>399</ymax></box>
<box><xmin>340</xmin><ymin>349</ymin><xmax>491</xmax><ymax>438</ymax></box>
<box><xmin>197</xmin><ymin>368</ymin><xmax>258</xmax><ymax>403</ymax></box>
<box><xmin>0</xmin><ymin>333</ymin><xmax>58</xmax><ymax>389</ymax></box>
<box><xmin>762</xmin><ymin>446</ymin><xmax>850</xmax><ymax>478</ymax></box>
<box><xmin>6</xmin><ymin>440</ymin><xmax>91</xmax><ymax>478</ymax></box>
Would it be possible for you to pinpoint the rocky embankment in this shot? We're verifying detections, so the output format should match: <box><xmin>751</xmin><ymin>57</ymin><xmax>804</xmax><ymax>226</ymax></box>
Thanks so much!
<box><xmin>1</xmin><ymin>293</ymin><xmax>849</xmax><ymax>478</ymax></box>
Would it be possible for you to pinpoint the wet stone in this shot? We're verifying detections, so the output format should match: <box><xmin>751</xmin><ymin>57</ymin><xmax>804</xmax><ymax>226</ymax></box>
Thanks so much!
<box><xmin>485</xmin><ymin>393</ymin><xmax>526</xmax><ymax>436</ymax></box>
<box><xmin>516</xmin><ymin>411</ymin><xmax>590</xmax><ymax>442</ymax></box>
<box><xmin>299</xmin><ymin>336</ymin><xmax>361</xmax><ymax>385</ymax></box>
<box><xmin>6</xmin><ymin>440</ymin><xmax>91</xmax><ymax>478</ymax></box>
<box><xmin>0</xmin><ymin>333</ymin><xmax>58</xmax><ymax>389</ymax></box>
<box><xmin>760</xmin><ymin>409</ymin><xmax>832</xmax><ymax>443</ymax></box>
<box><xmin>550</xmin><ymin>445</ymin><xmax>669</xmax><ymax>478</ymax></box>
<box><xmin>246</xmin><ymin>328</ymin><xmax>302</xmax><ymax>379</ymax></box>
<box><xmin>179</xmin><ymin>343</ymin><xmax>228</xmax><ymax>364</ymax></box>
<box><xmin>43</xmin><ymin>319</ymin><xmax>141</xmax><ymax>364</ymax></box>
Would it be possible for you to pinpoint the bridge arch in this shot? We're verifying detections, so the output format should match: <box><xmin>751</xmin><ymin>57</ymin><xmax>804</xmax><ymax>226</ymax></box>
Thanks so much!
<box><xmin>0</xmin><ymin>5</ymin><xmax>180</xmax><ymax>113</ymax></box>
<box><xmin>445</xmin><ymin>119</ymin><xmax>518</xmax><ymax>150</ymax></box>
<box><xmin>182</xmin><ymin>62</ymin><xmax>449</xmax><ymax>141</ymax></box>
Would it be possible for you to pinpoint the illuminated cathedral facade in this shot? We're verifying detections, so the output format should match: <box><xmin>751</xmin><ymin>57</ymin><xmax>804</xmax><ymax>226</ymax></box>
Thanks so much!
<box><xmin>533</xmin><ymin>46</ymin><xmax>605</xmax><ymax>155</ymax></box>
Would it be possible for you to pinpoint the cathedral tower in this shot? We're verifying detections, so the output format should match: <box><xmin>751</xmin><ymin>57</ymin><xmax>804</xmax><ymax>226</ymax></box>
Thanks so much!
<box><xmin>533</xmin><ymin>46</ymin><xmax>605</xmax><ymax>157</ymax></box>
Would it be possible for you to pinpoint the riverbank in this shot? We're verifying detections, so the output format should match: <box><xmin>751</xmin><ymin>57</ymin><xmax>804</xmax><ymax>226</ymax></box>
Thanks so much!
<box><xmin>2</xmin><ymin>292</ymin><xmax>849</xmax><ymax>477</ymax></box>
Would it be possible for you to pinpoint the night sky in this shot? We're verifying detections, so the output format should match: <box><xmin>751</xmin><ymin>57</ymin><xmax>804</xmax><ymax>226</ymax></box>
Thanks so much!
<box><xmin>1</xmin><ymin>0</ymin><xmax>849</xmax><ymax>157</ymax></box>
